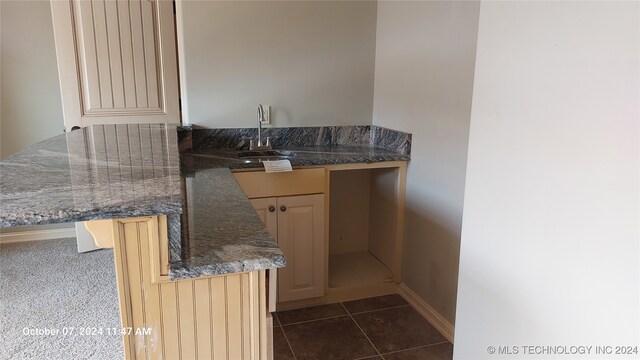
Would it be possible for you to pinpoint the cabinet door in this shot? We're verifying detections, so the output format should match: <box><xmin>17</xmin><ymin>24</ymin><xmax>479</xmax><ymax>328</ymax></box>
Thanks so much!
<box><xmin>277</xmin><ymin>194</ymin><xmax>325</xmax><ymax>302</ymax></box>
<box><xmin>250</xmin><ymin>197</ymin><xmax>278</xmax><ymax>240</ymax></box>
<box><xmin>51</xmin><ymin>0</ymin><xmax>180</xmax><ymax>128</ymax></box>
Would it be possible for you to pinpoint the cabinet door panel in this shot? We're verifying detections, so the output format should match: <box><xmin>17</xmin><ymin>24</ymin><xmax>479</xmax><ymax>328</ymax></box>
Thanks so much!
<box><xmin>250</xmin><ymin>197</ymin><xmax>278</xmax><ymax>240</ymax></box>
<box><xmin>51</xmin><ymin>0</ymin><xmax>180</xmax><ymax>128</ymax></box>
<box><xmin>277</xmin><ymin>194</ymin><xmax>325</xmax><ymax>302</ymax></box>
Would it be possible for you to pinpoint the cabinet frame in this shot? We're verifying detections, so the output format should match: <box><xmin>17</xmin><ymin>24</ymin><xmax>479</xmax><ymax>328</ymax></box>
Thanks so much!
<box><xmin>233</xmin><ymin>161</ymin><xmax>407</xmax><ymax>310</ymax></box>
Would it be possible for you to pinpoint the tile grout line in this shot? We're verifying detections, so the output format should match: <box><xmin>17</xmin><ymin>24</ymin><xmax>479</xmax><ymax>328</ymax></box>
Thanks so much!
<box><xmin>379</xmin><ymin>340</ymin><xmax>452</xmax><ymax>357</ymax></box>
<box><xmin>348</xmin><ymin>304</ymin><xmax>411</xmax><ymax>316</ymax></box>
<box><xmin>340</xmin><ymin>302</ymin><xmax>384</xmax><ymax>359</ymax></box>
<box><xmin>276</xmin><ymin>313</ymin><xmax>298</xmax><ymax>360</ymax></box>
<box><xmin>279</xmin><ymin>314</ymin><xmax>350</xmax><ymax>327</ymax></box>
<box><xmin>277</xmin><ymin>302</ymin><xmax>410</xmax><ymax>327</ymax></box>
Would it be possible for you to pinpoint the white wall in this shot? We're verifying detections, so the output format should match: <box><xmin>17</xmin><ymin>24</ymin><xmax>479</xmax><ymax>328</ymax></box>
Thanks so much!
<box><xmin>372</xmin><ymin>1</ymin><xmax>480</xmax><ymax>323</ymax></box>
<box><xmin>455</xmin><ymin>2</ymin><xmax>639</xmax><ymax>358</ymax></box>
<box><xmin>0</xmin><ymin>0</ymin><xmax>73</xmax><ymax>235</ymax></box>
<box><xmin>179</xmin><ymin>0</ymin><xmax>377</xmax><ymax>128</ymax></box>
<box><xmin>0</xmin><ymin>0</ymin><xmax>64</xmax><ymax>159</ymax></box>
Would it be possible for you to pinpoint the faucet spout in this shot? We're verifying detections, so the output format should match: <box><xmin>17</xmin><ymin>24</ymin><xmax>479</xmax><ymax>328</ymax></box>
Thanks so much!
<box><xmin>257</xmin><ymin>104</ymin><xmax>264</xmax><ymax>147</ymax></box>
<box><xmin>250</xmin><ymin>104</ymin><xmax>272</xmax><ymax>150</ymax></box>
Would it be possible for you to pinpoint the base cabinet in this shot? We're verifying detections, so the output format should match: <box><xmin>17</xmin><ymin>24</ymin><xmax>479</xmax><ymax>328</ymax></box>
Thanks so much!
<box><xmin>250</xmin><ymin>194</ymin><xmax>325</xmax><ymax>302</ymax></box>
<box><xmin>233</xmin><ymin>162</ymin><xmax>407</xmax><ymax>309</ymax></box>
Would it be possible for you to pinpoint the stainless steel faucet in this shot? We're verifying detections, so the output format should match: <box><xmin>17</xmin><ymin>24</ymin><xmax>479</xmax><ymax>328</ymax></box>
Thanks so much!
<box><xmin>250</xmin><ymin>104</ymin><xmax>271</xmax><ymax>150</ymax></box>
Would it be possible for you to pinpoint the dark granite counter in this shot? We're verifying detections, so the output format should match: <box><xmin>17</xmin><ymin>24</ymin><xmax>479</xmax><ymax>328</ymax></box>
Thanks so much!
<box><xmin>0</xmin><ymin>124</ymin><xmax>411</xmax><ymax>281</ymax></box>
<box><xmin>0</xmin><ymin>124</ymin><xmax>182</xmax><ymax>227</ymax></box>
<box><xmin>180</xmin><ymin>146</ymin><xmax>410</xmax><ymax>172</ymax></box>
<box><xmin>170</xmin><ymin>167</ymin><xmax>285</xmax><ymax>279</ymax></box>
<box><xmin>0</xmin><ymin>124</ymin><xmax>284</xmax><ymax>280</ymax></box>
<box><xmin>180</xmin><ymin>125</ymin><xmax>411</xmax><ymax>172</ymax></box>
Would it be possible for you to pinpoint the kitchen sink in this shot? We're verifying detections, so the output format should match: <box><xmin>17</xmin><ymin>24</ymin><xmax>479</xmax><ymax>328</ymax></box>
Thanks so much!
<box><xmin>236</xmin><ymin>150</ymin><xmax>295</xmax><ymax>158</ymax></box>
<box><xmin>236</xmin><ymin>149</ymin><xmax>296</xmax><ymax>163</ymax></box>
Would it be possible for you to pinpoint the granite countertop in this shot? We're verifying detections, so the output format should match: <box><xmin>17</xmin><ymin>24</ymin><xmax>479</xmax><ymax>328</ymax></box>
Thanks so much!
<box><xmin>170</xmin><ymin>167</ymin><xmax>285</xmax><ymax>279</ymax></box>
<box><xmin>0</xmin><ymin>124</ymin><xmax>182</xmax><ymax>227</ymax></box>
<box><xmin>0</xmin><ymin>124</ymin><xmax>411</xmax><ymax>281</ymax></box>
<box><xmin>180</xmin><ymin>145</ymin><xmax>410</xmax><ymax>171</ymax></box>
<box><xmin>0</xmin><ymin>124</ymin><xmax>284</xmax><ymax>280</ymax></box>
<box><xmin>180</xmin><ymin>125</ymin><xmax>411</xmax><ymax>172</ymax></box>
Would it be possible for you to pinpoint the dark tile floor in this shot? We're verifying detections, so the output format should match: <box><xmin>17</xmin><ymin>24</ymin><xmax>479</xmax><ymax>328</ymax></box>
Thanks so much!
<box><xmin>273</xmin><ymin>294</ymin><xmax>453</xmax><ymax>360</ymax></box>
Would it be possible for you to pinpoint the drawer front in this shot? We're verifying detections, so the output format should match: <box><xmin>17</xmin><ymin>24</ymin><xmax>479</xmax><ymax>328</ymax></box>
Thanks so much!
<box><xmin>232</xmin><ymin>168</ymin><xmax>325</xmax><ymax>198</ymax></box>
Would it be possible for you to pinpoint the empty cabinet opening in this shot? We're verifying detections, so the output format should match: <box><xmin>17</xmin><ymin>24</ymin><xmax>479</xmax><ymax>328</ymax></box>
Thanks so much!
<box><xmin>328</xmin><ymin>167</ymin><xmax>400</xmax><ymax>289</ymax></box>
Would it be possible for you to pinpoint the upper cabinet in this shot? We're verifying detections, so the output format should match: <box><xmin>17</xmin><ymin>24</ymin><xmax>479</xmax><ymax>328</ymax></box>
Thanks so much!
<box><xmin>51</xmin><ymin>0</ymin><xmax>180</xmax><ymax>129</ymax></box>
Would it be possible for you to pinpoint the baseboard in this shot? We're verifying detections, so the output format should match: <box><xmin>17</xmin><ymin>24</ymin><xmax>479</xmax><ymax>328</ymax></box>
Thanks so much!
<box><xmin>398</xmin><ymin>283</ymin><xmax>455</xmax><ymax>343</ymax></box>
<box><xmin>0</xmin><ymin>228</ymin><xmax>76</xmax><ymax>244</ymax></box>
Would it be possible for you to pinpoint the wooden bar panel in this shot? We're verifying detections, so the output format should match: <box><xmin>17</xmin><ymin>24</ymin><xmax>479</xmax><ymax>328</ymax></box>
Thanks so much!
<box><xmin>194</xmin><ymin>279</ymin><xmax>213</xmax><ymax>360</ymax></box>
<box><xmin>226</xmin><ymin>275</ymin><xmax>244</xmax><ymax>360</ymax></box>
<box><xmin>122</xmin><ymin>222</ymin><xmax>146</xmax><ymax>359</ymax></box>
<box><xmin>109</xmin><ymin>216</ymin><xmax>267</xmax><ymax>359</ymax></box>
<box><xmin>159</xmin><ymin>283</ymin><xmax>181</xmax><ymax>359</ymax></box>
<box><xmin>211</xmin><ymin>276</ymin><xmax>228</xmax><ymax>359</ymax></box>
<box><xmin>177</xmin><ymin>281</ymin><xmax>197</xmax><ymax>359</ymax></box>
<box><xmin>111</xmin><ymin>221</ymin><xmax>134</xmax><ymax>360</ymax></box>
<box><xmin>142</xmin><ymin>281</ymin><xmax>164</xmax><ymax>358</ymax></box>
<box><xmin>242</xmin><ymin>273</ymin><xmax>253</xmax><ymax>359</ymax></box>
<box><xmin>136</xmin><ymin>219</ymin><xmax>164</xmax><ymax>358</ymax></box>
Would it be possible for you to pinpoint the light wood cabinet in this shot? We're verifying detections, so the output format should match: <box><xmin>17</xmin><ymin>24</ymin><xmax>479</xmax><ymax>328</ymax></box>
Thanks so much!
<box><xmin>236</xmin><ymin>168</ymin><xmax>326</xmax><ymax>303</ymax></box>
<box><xmin>250</xmin><ymin>198</ymin><xmax>278</xmax><ymax>240</ymax></box>
<box><xmin>50</xmin><ymin>0</ymin><xmax>180</xmax><ymax>129</ymax></box>
<box><xmin>235</xmin><ymin>163</ymin><xmax>408</xmax><ymax>310</ymax></box>
<box><xmin>250</xmin><ymin>194</ymin><xmax>325</xmax><ymax>302</ymax></box>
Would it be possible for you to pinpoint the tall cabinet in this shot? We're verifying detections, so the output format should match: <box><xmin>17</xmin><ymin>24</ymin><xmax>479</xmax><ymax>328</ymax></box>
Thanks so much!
<box><xmin>50</xmin><ymin>0</ymin><xmax>180</xmax><ymax>129</ymax></box>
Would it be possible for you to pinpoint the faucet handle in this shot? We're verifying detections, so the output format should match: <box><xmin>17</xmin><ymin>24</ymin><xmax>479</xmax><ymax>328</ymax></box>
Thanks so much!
<box><xmin>265</xmin><ymin>137</ymin><xmax>271</xmax><ymax>147</ymax></box>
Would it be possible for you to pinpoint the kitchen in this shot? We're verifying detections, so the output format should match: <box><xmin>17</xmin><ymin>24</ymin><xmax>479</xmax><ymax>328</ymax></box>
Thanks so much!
<box><xmin>1</xmin><ymin>1</ymin><xmax>637</xmax><ymax>360</ymax></box>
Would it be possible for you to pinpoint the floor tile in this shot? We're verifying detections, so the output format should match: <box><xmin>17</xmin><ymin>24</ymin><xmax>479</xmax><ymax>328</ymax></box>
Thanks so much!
<box><xmin>342</xmin><ymin>294</ymin><xmax>408</xmax><ymax>314</ymax></box>
<box><xmin>329</xmin><ymin>252</ymin><xmax>394</xmax><ymax>287</ymax></box>
<box><xmin>382</xmin><ymin>343</ymin><xmax>453</xmax><ymax>360</ymax></box>
<box><xmin>273</xmin><ymin>327</ymin><xmax>295</xmax><ymax>360</ymax></box>
<box><xmin>277</xmin><ymin>303</ymin><xmax>347</xmax><ymax>325</ymax></box>
<box><xmin>353</xmin><ymin>306</ymin><xmax>446</xmax><ymax>353</ymax></box>
<box><xmin>283</xmin><ymin>316</ymin><xmax>378</xmax><ymax>360</ymax></box>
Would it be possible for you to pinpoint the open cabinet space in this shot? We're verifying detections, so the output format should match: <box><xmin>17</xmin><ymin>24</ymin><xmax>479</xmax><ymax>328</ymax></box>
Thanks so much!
<box><xmin>328</xmin><ymin>167</ymin><xmax>402</xmax><ymax>290</ymax></box>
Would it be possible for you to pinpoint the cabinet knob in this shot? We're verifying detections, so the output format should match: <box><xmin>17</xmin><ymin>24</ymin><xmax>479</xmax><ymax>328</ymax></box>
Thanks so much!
<box><xmin>280</xmin><ymin>205</ymin><xmax>287</xmax><ymax>212</ymax></box>
<box><xmin>268</xmin><ymin>205</ymin><xmax>275</xmax><ymax>212</ymax></box>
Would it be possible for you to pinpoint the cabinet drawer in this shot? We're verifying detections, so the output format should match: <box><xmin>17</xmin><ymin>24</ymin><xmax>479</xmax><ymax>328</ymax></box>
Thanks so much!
<box><xmin>232</xmin><ymin>168</ymin><xmax>325</xmax><ymax>198</ymax></box>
